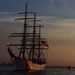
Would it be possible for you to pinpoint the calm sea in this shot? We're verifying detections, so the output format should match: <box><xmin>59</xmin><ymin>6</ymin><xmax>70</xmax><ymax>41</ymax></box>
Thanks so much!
<box><xmin>0</xmin><ymin>66</ymin><xmax>75</xmax><ymax>75</ymax></box>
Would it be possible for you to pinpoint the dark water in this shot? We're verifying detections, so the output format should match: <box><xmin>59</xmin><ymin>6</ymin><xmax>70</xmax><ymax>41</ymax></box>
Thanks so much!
<box><xmin>0</xmin><ymin>66</ymin><xmax>75</xmax><ymax>75</ymax></box>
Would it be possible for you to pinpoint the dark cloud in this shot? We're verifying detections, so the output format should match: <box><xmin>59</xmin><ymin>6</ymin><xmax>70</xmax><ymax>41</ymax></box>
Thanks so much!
<box><xmin>0</xmin><ymin>0</ymin><xmax>75</xmax><ymax>18</ymax></box>
<box><xmin>49</xmin><ymin>0</ymin><xmax>75</xmax><ymax>18</ymax></box>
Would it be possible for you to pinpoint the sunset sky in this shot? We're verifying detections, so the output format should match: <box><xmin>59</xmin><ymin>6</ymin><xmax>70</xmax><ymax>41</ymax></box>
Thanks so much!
<box><xmin>0</xmin><ymin>0</ymin><xmax>75</xmax><ymax>66</ymax></box>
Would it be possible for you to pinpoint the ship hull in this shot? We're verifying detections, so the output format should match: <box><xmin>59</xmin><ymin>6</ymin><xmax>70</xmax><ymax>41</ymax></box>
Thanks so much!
<box><xmin>14</xmin><ymin>58</ymin><xmax>46</xmax><ymax>71</ymax></box>
<box><xmin>26</xmin><ymin>60</ymin><xmax>46</xmax><ymax>71</ymax></box>
<box><xmin>7</xmin><ymin>48</ymin><xmax>46</xmax><ymax>71</ymax></box>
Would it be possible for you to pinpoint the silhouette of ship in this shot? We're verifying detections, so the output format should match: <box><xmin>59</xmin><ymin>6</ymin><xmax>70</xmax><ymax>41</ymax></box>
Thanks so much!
<box><xmin>7</xmin><ymin>3</ymin><xmax>49</xmax><ymax>71</ymax></box>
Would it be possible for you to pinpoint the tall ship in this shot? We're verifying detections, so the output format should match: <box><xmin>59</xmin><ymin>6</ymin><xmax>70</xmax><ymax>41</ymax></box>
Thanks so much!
<box><xmin>7</xmin><ymin>3</ymin><xmax>49</xmax><ymax>71</ymax></box>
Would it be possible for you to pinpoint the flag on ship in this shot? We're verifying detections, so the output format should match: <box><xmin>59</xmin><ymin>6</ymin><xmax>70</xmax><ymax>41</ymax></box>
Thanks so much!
<box><xmin>42</xmin><ymin>41</ymin><xmax>49</xmax><ymax>47</ymax></box>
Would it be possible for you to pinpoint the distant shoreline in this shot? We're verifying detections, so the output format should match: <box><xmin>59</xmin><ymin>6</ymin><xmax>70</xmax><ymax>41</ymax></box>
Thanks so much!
<box><xmin>46</xmin><ymin>66</ymin><xmax>75</xmax><ymax>68</ymax></box>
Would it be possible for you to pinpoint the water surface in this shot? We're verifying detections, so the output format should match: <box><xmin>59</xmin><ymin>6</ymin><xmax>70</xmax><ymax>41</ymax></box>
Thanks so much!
<box><xmin>0</xmin><ymin>66</ymin><xmax>75</xmax><ymax>75</ymax></box>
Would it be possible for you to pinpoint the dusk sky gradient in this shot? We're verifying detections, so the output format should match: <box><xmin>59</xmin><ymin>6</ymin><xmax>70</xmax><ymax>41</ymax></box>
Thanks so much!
<box><xmin>0</xmin><ymin>0</ymin><xmax>75</xmax><ymax>66</ymax></box>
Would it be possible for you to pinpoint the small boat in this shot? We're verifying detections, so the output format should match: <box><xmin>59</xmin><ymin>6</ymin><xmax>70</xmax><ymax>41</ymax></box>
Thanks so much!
<box><xmin>68</xmin><ymin>66</ymin><xmax>72</xmax><ymax>70</ymax></box>
<box><xmin>7</xmin><ymin>3</ymin><xmax>49</xmax><ymax>71</ymax></box>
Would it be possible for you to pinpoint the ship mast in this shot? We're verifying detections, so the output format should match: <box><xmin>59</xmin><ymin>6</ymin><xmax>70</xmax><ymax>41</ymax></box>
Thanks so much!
<box><xmin>32</xmin><ymin>13</ymin><xmax>36</xmax><ymax>60</ymax></box>
<box><xmin>14</xmin><ymin>3</ymin><xmax>35</xmax><ymax>59</ymax></box>
<box><xmin>15</xmin><ymin>3</ymin><xmax>28</xmax><ymax>59</ymax></box>
<box><xmin>22</xmin><ymin>3</ymin><xmax>27</xmax><ymax>58</ymax></box>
